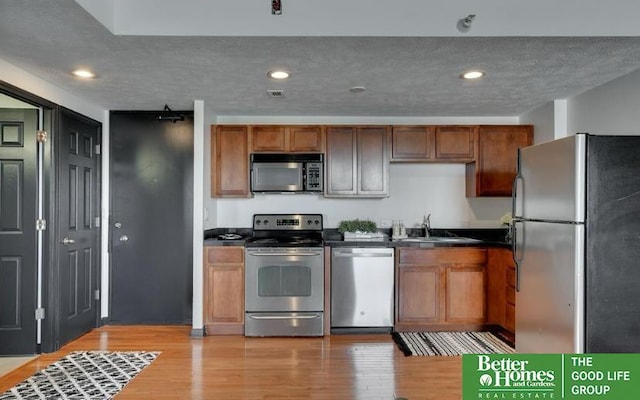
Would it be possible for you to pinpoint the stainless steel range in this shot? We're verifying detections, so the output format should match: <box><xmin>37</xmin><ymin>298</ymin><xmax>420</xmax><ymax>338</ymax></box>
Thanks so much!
<box><xmin>244</xmin><ymin>214</ymin><xmax>324</xmax><ymax>337</ymax></box>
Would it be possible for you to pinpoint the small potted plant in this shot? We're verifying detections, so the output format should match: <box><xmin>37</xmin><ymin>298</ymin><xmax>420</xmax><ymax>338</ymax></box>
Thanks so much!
<box><xmin>337</xmin><ymin>219</ymin><xmax>384</xmax><ymax>241</ymax></box>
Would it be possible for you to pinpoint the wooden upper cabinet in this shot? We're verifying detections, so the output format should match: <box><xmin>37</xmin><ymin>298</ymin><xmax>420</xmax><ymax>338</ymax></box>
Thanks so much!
<box><xmin>325</xmin><ymin>127</ymin><xmax>357</xmax><ymax>195</ymax></box>
<box><xmin>325</xmin><ymin>126</ymin><xmax>389</xmax><ymax>197</ymax></box>
<box><xmin>251</xmin><ymin>125</ymin><xmax>324</xmax><ymax>153</ymax></box>
<box><xmin>211</xmin><ymin>125</ymin><xmax>250</xmax><ymax>198</ymax></box>
<box><xmin>357</xmin><ymin>127</ymin><xmax>389</xmax><ymax>196</ymax></box>
<box><xmin>390</xmin><ymin>126</ymin><xmax>435</xmax><ymax>161</ymax></box>
<box><xmin>289</xmin><ymin>126</ymin><xmax>324</xmax><ymax>152</ymax></box>
<box><xmin>434</xmin><ymin>126</ymin><xmax>476</xmax><ymax>161</ymax></box>
<box><xmin>390</xmin><ymin>125</ymin><xmax>475</xmax><ymax>163</ymax></box>
<box><xmin>251</xmin><ymin>126</ymin><xmax>286</xmax><ymax>152</ymax></box>
<box><xmin>466</xmin><ymin>125</ymin><xmax>533</xmax><ymax>197</ymax></box>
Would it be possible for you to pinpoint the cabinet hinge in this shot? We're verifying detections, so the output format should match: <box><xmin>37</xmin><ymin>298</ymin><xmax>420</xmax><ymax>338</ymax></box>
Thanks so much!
<box><xmin>94</xmin><ymin>289</ymin><xmax>101</xmax><ymax>300</ymax></box>
<box><xmin>36</xmin><ymin>219</ymin><xmax>47</xmax><ymax>231</ymax></box>
<box><xmin>94</xmin><ymin>217</ymin><xmax>101</xmax><ymax>228</ymax></box>
<box><xmin>35</xmin><ymin>308</ymin><xmax>45</xmax><ymax>320</ymax></box>
<box><xmin>36</xmin><ymin>130</ymin><xmax>48</xmax><ymax>143</ymax></box>
<box><xmin>95</xmin><ymin>144</ymin><xmax>101</xmax><ymax>155</ymax></box>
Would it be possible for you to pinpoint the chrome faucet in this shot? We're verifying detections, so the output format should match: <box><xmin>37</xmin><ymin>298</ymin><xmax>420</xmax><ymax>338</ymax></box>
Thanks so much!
<box><xmin>422</xmin><ymin>213</ymin><xmax>432</xmax><ymax>238</ymax></box>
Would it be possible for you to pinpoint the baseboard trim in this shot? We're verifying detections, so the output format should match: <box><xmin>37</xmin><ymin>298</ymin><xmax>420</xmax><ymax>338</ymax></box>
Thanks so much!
<box><xmin>190</xmin><ymin>328</ymin><xmax>206</xmax><ymax>337</ymax></box>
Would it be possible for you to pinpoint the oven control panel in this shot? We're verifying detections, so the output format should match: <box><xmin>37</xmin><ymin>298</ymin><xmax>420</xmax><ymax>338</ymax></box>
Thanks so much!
<box><xmin>252</xmin><ymin>214</ymin><xmax>323</xmax><ymax>231</ymax></box>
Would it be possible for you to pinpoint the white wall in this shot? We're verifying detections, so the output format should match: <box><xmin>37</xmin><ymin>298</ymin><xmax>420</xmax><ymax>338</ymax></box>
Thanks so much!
<box><xmin>568</xmin><ymin>67</ymin><xmax>640</xmax><ymax>136</ymax></box>
<box><xmin>211</xmin><ymin>164</ymin><xmax>511</xmax><ymax>229</ymax></box>
<box><xmin>520</xmin><ymin>101</ymin><xmax>555</xmax><ymax>144</ymax></box>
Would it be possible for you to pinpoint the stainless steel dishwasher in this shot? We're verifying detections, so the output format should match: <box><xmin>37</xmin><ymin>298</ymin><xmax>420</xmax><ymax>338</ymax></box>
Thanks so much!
<box><xmin>331</xmin><ymin>247</ymin><xmax>394</xmax><ymax>330</ymax></box>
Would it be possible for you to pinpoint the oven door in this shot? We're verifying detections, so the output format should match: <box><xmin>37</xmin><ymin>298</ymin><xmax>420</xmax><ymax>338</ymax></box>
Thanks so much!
<box><xmin>245</xmin><ymin>248</ymin><xmax>324</xmax><ymax>312</ymax></box>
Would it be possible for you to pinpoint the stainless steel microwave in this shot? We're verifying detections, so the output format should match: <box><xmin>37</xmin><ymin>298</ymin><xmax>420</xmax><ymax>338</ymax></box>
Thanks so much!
<box><xmin>250</xmin><ymin>153</ymin><xmax>324</xmax><ymax>193</ymax></box>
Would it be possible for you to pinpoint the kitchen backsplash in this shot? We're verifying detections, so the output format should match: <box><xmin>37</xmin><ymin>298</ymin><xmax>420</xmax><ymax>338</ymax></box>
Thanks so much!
<box><xmin>205</xmin><ymin>163</ymin><xmax>511</xmax><ymax>229</ymax></box>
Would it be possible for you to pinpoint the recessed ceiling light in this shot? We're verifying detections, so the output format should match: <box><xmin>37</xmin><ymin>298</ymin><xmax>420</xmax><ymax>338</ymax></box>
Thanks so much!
<box><xmin>72</xmin><ymin>69</ymin><xmax>96</xmax><ymax>79</ymax></box>
<box><xmin>461</xmin><ymin>70</ymin><xmax>485</xmax><ymax>80</ymax></box>
<box><xmin>268</xmin><ymin>70</ymin><xmax>290</xmax><ymax>79</ymax></box>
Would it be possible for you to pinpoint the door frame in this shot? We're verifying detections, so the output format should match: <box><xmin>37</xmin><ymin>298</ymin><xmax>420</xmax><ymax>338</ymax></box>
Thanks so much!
<box><xmin>0</xmin><ymin>81</ymin><xmax>102</xmax><ymax>353</ymax></box>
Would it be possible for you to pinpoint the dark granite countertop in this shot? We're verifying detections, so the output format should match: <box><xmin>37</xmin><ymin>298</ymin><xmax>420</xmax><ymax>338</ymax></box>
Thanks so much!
<box><xmin>204</xmin><ymin>227</ymin><xmax>511</xmax><ymax>248</ymax></box>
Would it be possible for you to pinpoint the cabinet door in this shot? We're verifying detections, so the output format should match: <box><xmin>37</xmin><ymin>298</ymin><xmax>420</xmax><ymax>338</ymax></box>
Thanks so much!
<box><xmin>325</xmin><ymin>127</ymin><xmax>357</xmax><ymax>195</ymax></box>
<box><xmin>357</xmin><ymin>127</ymin><xmax>389</xmax><ymax>196</ymax></box>
<box><xmin>446</xmin><ymin>265</ymin><xmax>486</xmax><ymax>324</ymax></box>
<box><xmin>289</xmin><ymin>126</ymin><xmax>324</xmax><ymax>152</ymax></box>
<box><xmin>468</xmin><ymin>125</ymin><xmax>533</xmax><ymax>197</ymax></box>
<box><xmin>390</xmin><ymin>126</ymin><xmax>435</xmax><ymax>161</ymax></box>
<box><xmin>251</xmin><ymin>126</ymin><xmax>286</xmax><ymax>152</ymax></box>
<box><xmin>434</xmin><ymin>126</ymin><xmax>476</xmax><ymax>161</ymax></box>
<box><xmin>204</xmin><ymin>247</ymin><xmax>244</xmax><ymax>335</ymax></box>
<box><xmin>211</xmin><ymin>125</ymin><xmax>250</xmax><ymax>197</ymax></box>
<box><xmin>505</xmin><ymin>263</ymin><xmax>517</xmax><ymax>333</ymax></box>
<box><xmin>486</xmin><ymin>248</ymin><xmax>508</xmax><ymax>326</ymax></box>
<box><xmin>397</xmin><ymin>265</ymin><xmax>442</xmax><ymax>324</ymax></box>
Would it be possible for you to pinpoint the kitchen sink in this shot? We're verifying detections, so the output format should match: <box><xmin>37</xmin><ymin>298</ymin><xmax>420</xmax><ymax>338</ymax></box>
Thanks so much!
<box><xmin>395</xmin><ymin>236</ymin><xmax>482</xmax><ymax>243</ymax></box>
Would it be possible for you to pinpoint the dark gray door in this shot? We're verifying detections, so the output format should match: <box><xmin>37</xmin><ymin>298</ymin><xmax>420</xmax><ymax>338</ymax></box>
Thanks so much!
<box><xmin>56</xmin><ymin>109</ymin><xmax>101</xmax><ymax>346</ymax></box>
<box><xmin>0</xmin><ymin>108</ymin><xmax>38</xmax><ymax>355</ymax></box>
<box><xmin>110</xmin><ymin>112</ymin><xmax>193</xmax><ymax>324</ymax></box>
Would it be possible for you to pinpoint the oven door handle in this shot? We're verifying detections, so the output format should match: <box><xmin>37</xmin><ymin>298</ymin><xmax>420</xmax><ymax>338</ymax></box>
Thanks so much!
<box><xmin>247</xmin><ymin>314</ymin><xmax>322</xmax><ymax>320</ymax></box>
<box><xmin>246</xmin><ymin>251</ymin><xmax>323</xmax><ymax>257</ymax></box>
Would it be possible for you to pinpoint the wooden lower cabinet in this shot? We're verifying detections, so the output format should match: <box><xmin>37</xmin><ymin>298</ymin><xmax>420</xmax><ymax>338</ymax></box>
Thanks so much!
<box><xmin>204</xmin><ymin>246</ymin><xmax>244</xmax><ymax>335</ymax></box>
<box><xmin>486</xmin><ymin>248</ymin><xmax>516</xmax><ymax>337</ymax></box>
<box><xmin>395</xmin><ymin>247</ymin><xmax>487</xmax><ymax>331</ymax></box>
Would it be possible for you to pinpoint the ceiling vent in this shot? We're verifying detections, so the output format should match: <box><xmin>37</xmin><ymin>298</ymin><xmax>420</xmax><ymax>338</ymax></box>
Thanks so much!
<box><xmin>266</xmin><ymin>89</ymin><xmax>285</xmax><ymax>98</ymax></box>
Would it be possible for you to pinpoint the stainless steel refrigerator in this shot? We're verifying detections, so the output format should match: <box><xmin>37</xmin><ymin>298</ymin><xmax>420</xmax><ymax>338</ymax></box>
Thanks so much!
<box><xmin>513</xmin><ymin>133</ymin><xmax>640</xmax><ymax>353</ymax></box>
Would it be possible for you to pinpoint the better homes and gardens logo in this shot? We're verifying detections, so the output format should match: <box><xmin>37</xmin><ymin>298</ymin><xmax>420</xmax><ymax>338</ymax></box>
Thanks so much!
<box><xmin>465</xmin><ymin>354</ymin><xmax>559</xmax><ymax>398</ymax></box>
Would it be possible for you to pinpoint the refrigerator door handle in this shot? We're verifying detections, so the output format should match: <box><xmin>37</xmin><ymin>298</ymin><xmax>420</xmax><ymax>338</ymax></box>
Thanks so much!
<box><xmin>512</xmin><ymin>219</ymin><xmax>524</xmax><ymax>292</ymax></box>
<box><xmin>512</xmin><ymin>150</ymin><xmax>523</xmax><ymax>219</ymax></box>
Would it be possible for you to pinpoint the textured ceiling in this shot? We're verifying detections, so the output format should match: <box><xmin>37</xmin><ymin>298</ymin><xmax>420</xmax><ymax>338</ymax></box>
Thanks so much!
<box><xmin>2</xmin><ymin>1</ymin><xmax>640</xmax><ymax>116</ymax></box>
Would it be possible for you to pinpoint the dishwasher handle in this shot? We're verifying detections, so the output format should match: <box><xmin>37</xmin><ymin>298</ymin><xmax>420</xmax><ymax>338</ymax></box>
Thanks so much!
<box><xmin>332</xmin><ymin>249</ymin><xmax>393</xmax><ymax>258</ymax></box>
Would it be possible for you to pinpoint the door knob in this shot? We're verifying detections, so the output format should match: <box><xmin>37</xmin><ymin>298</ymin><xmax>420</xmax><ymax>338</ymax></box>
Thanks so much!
<box><xmin>119</xmin><ymin>235</ymin><xmax>129</xmax><ymax>242</ymax></box>
<box><xmin>62</xmin><ymin>237</ymin><xmax>75</xmax><ymax>245</ymax></box>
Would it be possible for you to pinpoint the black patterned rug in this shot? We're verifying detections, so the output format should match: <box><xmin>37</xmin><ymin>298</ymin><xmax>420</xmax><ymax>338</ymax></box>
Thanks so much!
<box><xmin>0</xmin><ymin>351</ymin><xmax>159</xmax><ymax>400</ymax></box>
<box><xmin>392</xmin><ymin>331</ymin><xmax>515</xmax><ymax>356</ymax></box>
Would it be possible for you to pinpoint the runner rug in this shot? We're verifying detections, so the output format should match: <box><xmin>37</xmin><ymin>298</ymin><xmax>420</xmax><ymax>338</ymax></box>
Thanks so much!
<box><xmin>0</xmin><ymin>351</ymin><xmax>159</xmax><ymax>400</ymax></box>
<box><xmin>392</xmin><ymin>331</ymin><xmax>515</xmax><ymax>356</ymax></box>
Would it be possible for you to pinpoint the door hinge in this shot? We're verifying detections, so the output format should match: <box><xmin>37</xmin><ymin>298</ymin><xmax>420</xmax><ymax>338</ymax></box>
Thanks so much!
<box><xmin>35</xmin><ymin>308</ymin><xmax>45</xmax><ymax>320</ymax></box>
<box><xmin>95</xmin><ymin>144</ymin><xmax>101</xmax><ymax>155</ymax></box>
<box><xmin>94</xmin><ymin>217</ymin><xmax>101</xmax><ymax>228</ymax></box>
<box><xmin>36</xmin><ymin>130</ymin><xmax>48</xmax><ymax>143</ymax></box>
<box><xmin>94</xmin><ymin>289</ymin><xmax>100</xmax><ymax>300</ymax></box>
<box><xmin>36</xmin><ymin>219</ymin><xmax>47</xmax><ymax>231</ymax></box>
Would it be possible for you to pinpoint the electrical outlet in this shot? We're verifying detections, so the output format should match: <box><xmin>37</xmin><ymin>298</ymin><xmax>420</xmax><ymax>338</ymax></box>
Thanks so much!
<box><xmin>380</xmin><ymin>220</ymin><xmax>391</xmax><ymax>228</ymax></box>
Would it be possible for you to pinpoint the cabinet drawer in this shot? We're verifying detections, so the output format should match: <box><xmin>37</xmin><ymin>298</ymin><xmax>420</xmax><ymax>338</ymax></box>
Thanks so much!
<box><xmin>506</xmin><ymin>266</ymin><xmax>516</xmax><ymax>288</ymax></box>
<box><xmin>398</xmin><ymin>247</ymin><xmax>486</xmax><ymax>265</ymax></box>
<box><xmin>505</xmin><ymin>303</ymin><xmax>515</xmax><ymax>332</ymax></box>
<box><xmin>206</xmin><ymin>247</ymin><xmax>244</xmax><ymax>264</ymax></box>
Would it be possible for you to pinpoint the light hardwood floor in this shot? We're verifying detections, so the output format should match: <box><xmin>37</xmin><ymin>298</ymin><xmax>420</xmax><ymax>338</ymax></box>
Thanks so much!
<box><xmin>0</xmin><ymin>326</ymin><xmax>462</xmax><ymax>399</ymax></box>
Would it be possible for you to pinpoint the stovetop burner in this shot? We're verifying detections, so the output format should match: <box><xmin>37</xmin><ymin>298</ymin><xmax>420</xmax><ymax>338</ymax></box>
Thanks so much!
<box><xmin>247</xmin><ymin>213</ymin><xmax>324</xmax><ymax>248</ymax></box>
<box><xmin>245</xmin><ymin>236</ymin><xmax>323</xmax><ymax>247</ymax></box>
